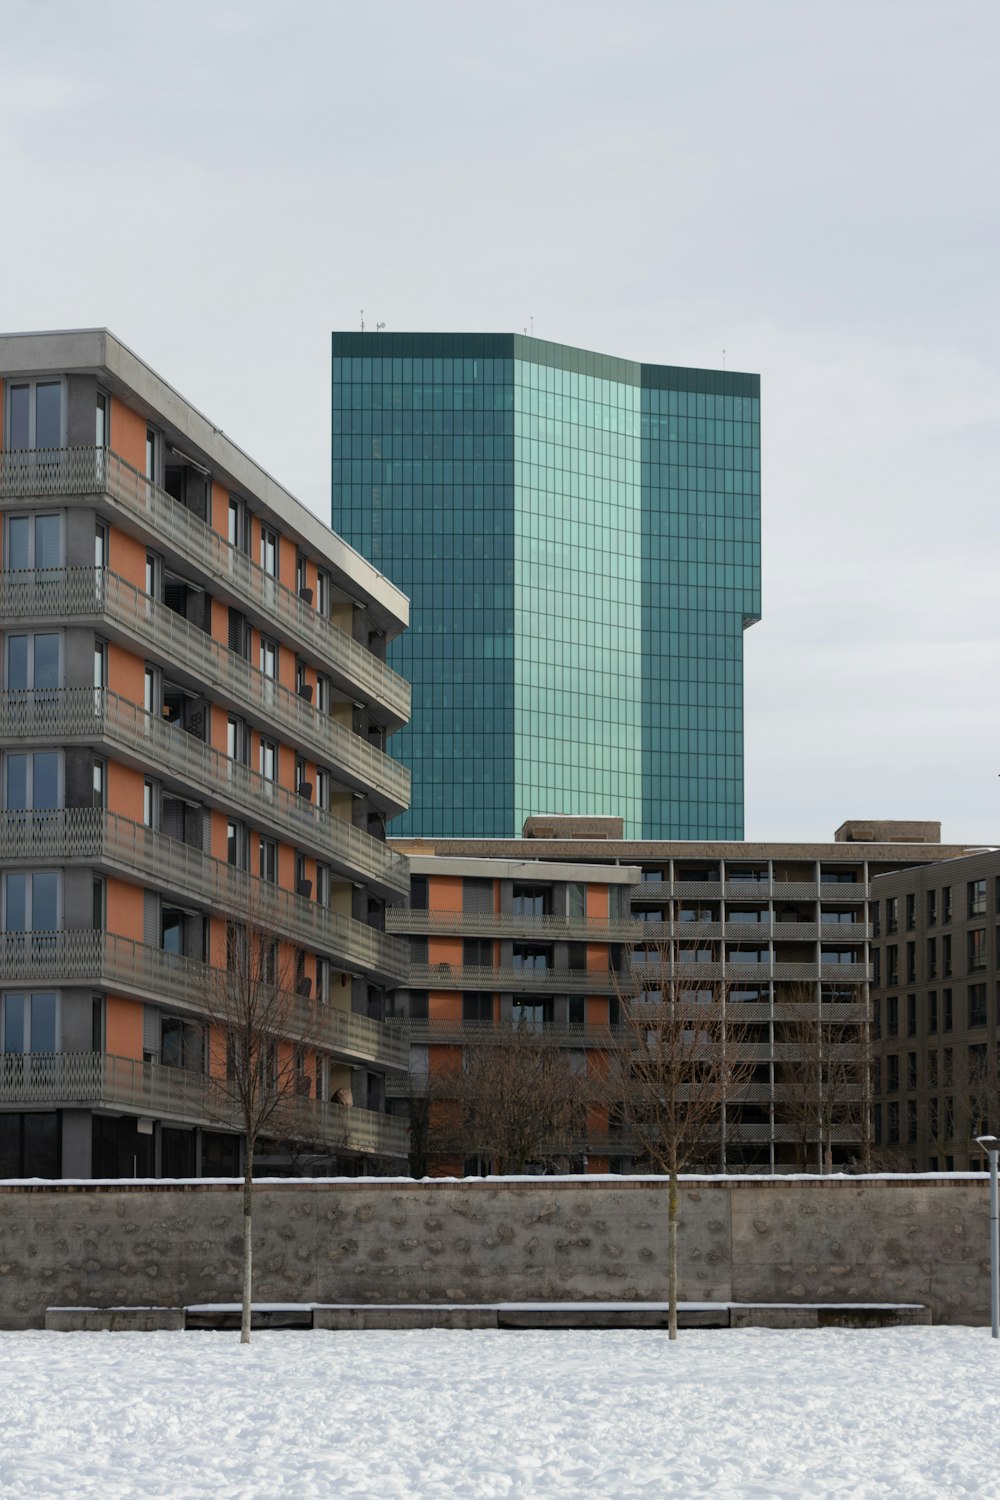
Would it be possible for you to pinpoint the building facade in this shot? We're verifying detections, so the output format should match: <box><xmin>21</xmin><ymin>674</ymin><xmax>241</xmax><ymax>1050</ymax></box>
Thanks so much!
<box><xmin>871</xmin><ymin>849</ymin><xmax>1000</xmax><ymax>1171</ymax></box>
<box><xmin>0</xmin><ymin>328</ymin><xmax>413</xmax><ymax>1178</ymax></box>
<box><xmin>388</xmin><ymin>818</ymin><xmax>977</xmax><ymax>1173</ymax></box>
<box><xmin>332</xmin><ymin>333</ymin><xmax>761</xmax><ymax>841</ymax></box>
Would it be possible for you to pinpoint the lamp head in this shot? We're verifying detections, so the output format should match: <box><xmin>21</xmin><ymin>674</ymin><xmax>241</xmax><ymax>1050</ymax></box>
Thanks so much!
<box><xmin>976</xmin><ymin>1134</ymin><xmax>999</xmax><ymax>1151</ymax></box>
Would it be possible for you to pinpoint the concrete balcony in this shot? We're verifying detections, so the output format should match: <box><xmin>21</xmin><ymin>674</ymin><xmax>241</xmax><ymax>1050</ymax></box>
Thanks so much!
<box><xmin>387</xmin><ymin>909</ymin><xmax>642</xmax><ymax>942</ymax></box>
<box><xmin>0</xmin><ymin>567</ymin><xmax>409</xmax><ymax>816</ymax></box>
<box><xmin>0</xmin><ymin>1050</ymin><xmax>409</xmax><ymax>1157</ymax></box>
<box><xmin>408</xmin><ymin>962</ymin><xmax>619</xmax><ymax>994</ymax></box>
<box><xmin>0</xmin><ymin>688</ymin><xmax>408</xmax><ymax>901</ymax></box>
<box><xmin>0</xmin><ymin>446</ymin><xmax>409</xmax><ymax>726</ymax></box>
<box><xmin>0</xmin><ymin>809</ymin><xmax>409</xmax><ymax>984</ymax></box>
<box><xmin>0</xmin><ymin>930</ymin><xmax>406</xmax><ymax>1070</ymax></box>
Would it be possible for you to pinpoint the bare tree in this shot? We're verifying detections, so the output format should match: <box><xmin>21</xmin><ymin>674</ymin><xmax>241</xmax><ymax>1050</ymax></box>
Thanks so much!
<box><xmin>201</xmin><ymin>900</ymin><xmax>319</xmax><ymax>1344</ymax></box>
<box><xmin>604</xmin><ymin>940</ymin><xmax>754</xmax><ymax>1340</ymax></box>
<box><xmin>777</xmin><ymin>987</ymin><xmax>866</xmax><ymax>1172</ymax></box>
<box><xmin>434</xmin><ymin>1023</ymin><xmax>589</xmax><ymax>1175</ymax></box>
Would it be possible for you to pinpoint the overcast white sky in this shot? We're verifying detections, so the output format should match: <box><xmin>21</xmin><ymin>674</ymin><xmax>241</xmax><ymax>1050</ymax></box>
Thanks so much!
<box><xmin>3</xmin><ymin>0</ymin><xmax>997</xmax><ymax>844</ymax></box>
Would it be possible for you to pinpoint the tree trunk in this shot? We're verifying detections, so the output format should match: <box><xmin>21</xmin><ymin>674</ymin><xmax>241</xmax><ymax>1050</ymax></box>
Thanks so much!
<box><xmin>668</xmin><ymin>1168</ymin><xmax>679</xmax><ymax>1341</ymax></box>
<box><xmin>241</xmin><ymin>1144</ymin><xmax>254</xmax><ymax>1346</ymax></box>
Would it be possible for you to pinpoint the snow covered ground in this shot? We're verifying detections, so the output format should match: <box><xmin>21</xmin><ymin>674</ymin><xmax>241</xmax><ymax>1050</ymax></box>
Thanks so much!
<box><xmin>1</xmin><ymin>1327</ymin><xmax>998</xmax><ymax>1498</ymax></box>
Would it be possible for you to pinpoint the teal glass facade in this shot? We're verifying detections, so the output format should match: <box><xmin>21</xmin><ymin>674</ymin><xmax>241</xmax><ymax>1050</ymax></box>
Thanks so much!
<box><xmin>332</xmin><ymin>334</ymin><xmax>759</xmax><ymax>839</ymax></box>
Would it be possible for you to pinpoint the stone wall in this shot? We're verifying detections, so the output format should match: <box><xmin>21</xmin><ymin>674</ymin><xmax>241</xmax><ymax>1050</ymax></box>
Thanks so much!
<box><xmin>0</xmin><ymin>1176</ymin><xmax>988</xmax><ymax>1329</ymax></box>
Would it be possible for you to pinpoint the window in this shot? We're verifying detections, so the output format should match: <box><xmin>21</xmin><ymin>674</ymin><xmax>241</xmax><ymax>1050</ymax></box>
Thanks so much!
<box><xmin>259</xmin><ymin>738</ymin><xmax>277</xmax><ymax>783</ymax></box>
<box><xmin>260</xmin><ymin>636</ymin><xmax>278</xmax><ymax>680</ymax></box>
<box><xmin>410</xmin><ymin>875</ymin><xmax>428</xmax><ymax>911</ymax></box>
<box><xmin>3</xmin><ymin>871</ymin><xmax>60</xmax><ymax>932</ymax></box>
<box><xmin>6</xmin><ymin>632</ymin><xmax>60</xmax><ymax>691</ymax></box>
<box><xmin>315</xmin><ymin>863</ymin><xmax>331</xmax><ymax>908</ymax></box>
<box><xmin>887</xmin><ymin>995</ymin><xmax>899</xmax><ymax>1036</ymax></box>
<box><xmin>1</xmin><ymin>991</ymin><xmax>57</xmax><ymax>1053</ymax></box>
<box><xmin>821</xmin><ymin>908</ymin><xmax>857</xmax><ymax>925</ymax></box>
<box><xmin>512</xmin><ymin>945</ymin><xmax>550</xmax><ymax>972</ymax></box>
<box><xmin>907</xmin><ymin>1099</ymin><xmax>917</xmax><ymax>1143</ymax></box>
<box><xmin>511</xmin><ymin>885</ymin><xmax>549</xmax><ymax>917</ymax></box>
<box><xmin>228</xmin><ymin>608</ymin><xmax>251</xmax><ymax>660</ymax></box>
<box><xmin>929</xmin><ymin>1051</ymin><xmax>939</xmax><ymax>1088</ymax></box>
<box><xmin>315</xmin><ymin>767</ymin><xmax>331</xmax><ymax>810</ymax></box>
<box><xmin>886</xmin><ymin>945</ymin><xmax>898</xmax><ymax>986</ymax></box>
<box><xmin>886</xmin><ymin>1055</ymin><xmax>899</xmax><ymax>1092</ymax></box>
<box><xmin>906</xmin><ymin>993</ymin><xmax>916</xmax><ymax>1037</ymax></box>
<box><xmin>228</xmin><ymin>497</ymin><xmax>251</xmax><ymax>554</ymax></box>
<box><xmin>968</xmin><ymin>983</ymin><xmax>987</xmax><ymax>1028</ymax></box>
<box><xmin>887</xmin><ymin>1102</ymin><xmax>899</xmax><ymax>1143</ymax></box>
<box><xmin>886</xmin><ymin>897</ymin><xmax>898</xmax><ymax>935</ymax></box>
<box><xmin>296</xmin><ymin>553</ymin><xmax>308</xmax><ymax>597</ymax></box>
<box><xmin>259</xmin><ymin>838</ymin><xmax>277</xmax><ymax>884</ymax></box>
<box><xmin>95</xmin><ymin>521</ymin><xmax>107</xmax><ymax>570</ymax></box>
<box><xmin>906</xmin><ymin>942</ymin><xmax>916</xmax><ymax>983</ymax></box>
<box><xmin>160</xmin><ymin>1016</ymin><xmax>205</xmax><ymax>1072</ymax></box>
<box><xmin>227</xmin><ymin>716</ymin><xmax>250</xmax><ymax>766</ymax></box>
<box><xmin>92</xmin><ymin>758</ymin><xmax>106</xmax><ymax>808</ymax></box>
<box><xmin>6</xmin><ymin>381</ymin><xmax>63</xmax><ymax>450</ymax></box>
<box><xmin>968</xmin><ymin>879</ymin><xmax>987</xmax><ymax>918</ymax></box>
<box><xmin>315</xmin><ymin>673</ymin><xmax>331</xmax><ymax>715</ymax></box>
<box><xmin>143</xmin><ymin>664</ymin><xmax>159</xmax><ymax>716</ymax></box>
<box><xmin>872</xmin><ymin>999</ymin><xmax>881</xmax><ymax>1039</ymax></box>
<box><xmin>315</xmin><ymin>957</ymin><xmax>331</xmax><ymax>1003</ymax></box>
<box><xmin>260</xmin><ymin>526</ymin><xmax>278</xmax><ymax>578</ymax></box>
<box><xmin>928</xmin><ymin>991</ymin><xmax>938</xmax><ymax>1033</ymax></box>
<box><xmin>872</xmin><ymin>901</ymin><xmax>881</xmax><ymax>938</ymax></box>
<box><xmin>316</xmin><ymin>569</ymin><xmax>331</xmax><ymax>617</ymax></box>
<box><xmin>943</xmin><ymin>887</ymin><xmax>952</xmax><ymax>924</ymax></box>
<box><xmin>92</xmin><ymin>995</ymin><xmax>105</xmax><ymax>1052</ymax></box>
<box><xmin>968</xmin><ymin>929</ymin><xmax>986</xmax><ymax>973</ymax></box>
<box><xmin>511</xmin><ymin>998</ymin><xmax>551</xmax><ymax>1031</ymax></box>
<box><xmin>227</xmin><ymin>820</ymin><xmax>248</xmax><ymax>870</ymax></box>
<box><xmin>92</xmin><ymin>878</ymin><xmax>105</xmax><ymax>931</ymax></box>
<box><xmin>145</xmin><ymin>550</ymin><xmax>161</xmax><ymax>599</ymax></box>
<box><xmin>95</xmin><ymin>392</ymin><xmax>108</xmax><ymax>450</ymax></box>
<box><xmin>143</xmin><ymin>780</ymin><xmax>159</xmax><ymax>829</ymax></box>
<box><xmin>943</xmin><ymin>989</ymin><xmax>953</xmax><ymax>1031</ymax></box>
<box><xmin>634</xmin><ymin>907</ymin><xmax>664</xmax><ymax>923</ymax></box>
<box><xmin>821</xmin><ymin>949</ymin><xmax>857</xmax><ymax>965</ymax></box>
<box><xmin>906</xmin><ymin>1052</ymin><xmax>917</xmax><ymax>1090</ymax></box>
<box><xmin>905</xmin><ymin>894</ymin><xmax>915</xmax><ymax>930</ymax></box>
<box><xmin>927</xmin><ymin>889</ymin><xmax>937</xmax><ymax>926</ymax></box>
<box><xmin>145</xmin><ymin>428</ymin><xmax>157</xmax><ymax>483</ymax></box>
<box><xmin>5</xmin><ymin>751</ymin><xmax>60</xmax><ymax>810</ymax></box>
<box><xmin>942</xmin><ymin>934</ymin><xmax>952</xmax><ymax>978</ymax></box>
<box><xmin>927</xmin><ymin>937</ymin><xmax>937</xmax><ymax>980</ymax></box>
<box><xmin>5</xmin><ymin>513</ymin><xmax>63</xmax><ymax>571</ymax></box>
<box><xmin>161</xmin><ymin>907</ymin><xmax>186</xmax><ymax>955</ymax></box>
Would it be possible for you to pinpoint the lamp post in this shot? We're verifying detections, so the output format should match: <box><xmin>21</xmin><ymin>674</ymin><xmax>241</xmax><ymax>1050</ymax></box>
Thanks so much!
<box><xmin>975</xmin><ymin>1134</ymin><xmax>999</xmax><ymax>1339</ymax></box>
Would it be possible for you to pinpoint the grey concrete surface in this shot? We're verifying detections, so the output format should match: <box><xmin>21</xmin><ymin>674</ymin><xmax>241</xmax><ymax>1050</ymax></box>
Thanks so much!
<box><xmin>0</xmin><ymin>1176</ymin><xmax>989</xmax><ymax>1329</ymax></box>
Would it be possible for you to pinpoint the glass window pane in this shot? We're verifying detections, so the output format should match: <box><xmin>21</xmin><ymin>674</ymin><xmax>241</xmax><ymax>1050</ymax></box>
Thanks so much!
<box><xmin>3</xmin><ymin>994</ymin><xmax>25</xmax><ymax>1053</ymax></box>
<box><xmin>33</xmin><ymin>635</ymin><xmax>60</xmax><ymax>690</ymax></box>
<box><xmin>23</xmin><ymin>1112</ymin><xmax>58</xmax><ymax>1176</ymax></box>
<box><xmin>34</xmin><ymin>515</ymin><xmax>61</xmax><ymax>569</ymax></box>
<box><xmin>35</xmin><ymin>384</ymin><xmax>62</xmax><ymax>448</ymax></box>
<box><xmin>32</xmin><ymin>753</ymin><xmax>59</xmax><ymax>809</ymax></box>
<box><xmin>5</xmin><ymin>755</ymin><xmax>27</xmax><ymax>811</ymax></box>
<box><xmin>6</xmin><ymin>636</ymin><xmax>28</xmax><ymax>691</ymax></box>
<box><xmin>4</xmin><ymin>874</ymin><xmax>27</xmax><ymax>931</ymax></box>
<box><xmin>31</xmin><ymin>873</ymin><xmax>59</xmax><ymax>931</ymax></box>
<box><xmin>9</xmin><ymin>386</ymin><xmax>30</xmax><ymax>449</ymax></box>
<box><xmin>7</xmin><ymin>517</ymin><xmax>29</xmax><ymax>571</ymax></box>
<box><xmin>29</xmin><ymin>992</ymin><xmax>56</xmax><ymax>1053</ymax></box>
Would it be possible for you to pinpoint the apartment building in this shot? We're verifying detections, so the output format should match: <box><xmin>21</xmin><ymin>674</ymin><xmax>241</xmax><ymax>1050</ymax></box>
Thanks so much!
<box><xmin>0</xmin><ymin>329</ymin><xmax>412</xmax><ymax>1178</ymax></box>
<box><xmin>390</xmin><ymin>817</ymin><xmax>979</xmax><ymax>1172</ymax></box>
<box><xmin>871</xmin><ymin>849</ymin><xmax>1000</xmax><ymax>1170</ymax></box>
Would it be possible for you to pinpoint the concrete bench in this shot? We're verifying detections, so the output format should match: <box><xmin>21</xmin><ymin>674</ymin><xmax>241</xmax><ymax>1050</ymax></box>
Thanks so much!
<box><xmin>45</xmin><ymin>1307</ymin><xmax>185</xmax><ymax>1332</ymax></box>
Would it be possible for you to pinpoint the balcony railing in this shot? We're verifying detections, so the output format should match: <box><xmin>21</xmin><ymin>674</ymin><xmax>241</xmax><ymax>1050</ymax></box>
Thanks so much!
<box><xmin>0</xmin><ymin>808</ymin><xmax>409</xmax><ymax>983</ymax></box>
<box><xmin>0</xmin><ymin>446</ymin><xmax>409</xmax><ymax>724</ymax></box>
<box><xmin>633</xmin><ymin>881</ymin><xmax>872</xmax><ymax>902</ymax></box>
<box><xmin>0</xmin><ymin>1050</ymin><xmax>409</xmax><ymax>1157</ymax></box>
<box><xmin>0</xmin><ymin>567</ymin><xmax>410</xmax><ymax>814</ymax></box>
<box><xmin>0</xmin><ymin>688</ymin><xmax>408</xmax><ymax>899</ymax></box>
<box><xmin>387</xmin><ymin>909</ymin><xmax>642</xmax><ymax>941</ymax></box>
<box><xmin>0</xmin><ymin>930</ymin><xmax>406</xmax><ymax>1070</ymax></box>
<box><xmin>408</xmin><ymin>962</ymin><xmax>619</xmax><ymax>994</ymax></box>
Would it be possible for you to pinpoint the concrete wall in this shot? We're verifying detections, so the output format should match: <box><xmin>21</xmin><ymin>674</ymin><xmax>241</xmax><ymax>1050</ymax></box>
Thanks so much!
<box><xmin>0</xmin><ymin>1176</ymin><xmax>989</xmax><ymax>1329</ymax></box>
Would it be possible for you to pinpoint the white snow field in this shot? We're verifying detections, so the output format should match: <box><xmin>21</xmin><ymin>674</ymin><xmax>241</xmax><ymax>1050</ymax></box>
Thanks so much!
<box><xmin>1</xmin><ymin>1327</ymin><xmax>999</xmax><ymax>1499</ymax></box>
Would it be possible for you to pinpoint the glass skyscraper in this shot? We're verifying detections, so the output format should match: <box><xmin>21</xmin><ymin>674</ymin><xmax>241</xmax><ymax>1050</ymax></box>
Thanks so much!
<box><xmin>332</xmin><ymin>334</ymin><xmax>760</xmax><ymax>839</ymax></box>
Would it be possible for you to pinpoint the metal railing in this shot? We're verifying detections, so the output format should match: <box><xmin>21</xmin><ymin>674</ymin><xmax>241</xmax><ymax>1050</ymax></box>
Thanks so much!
<box><xmin>407</xmin><ymin>962</ymin><xmax>619</xmax><ymax>994</ymax></box>
<box><xmin>0</xmin><ymin>1050</ymin><xmax>409</xmax><ymax>1156</ymax></box>
<box><xmin>0</xmin><ymin>930</ymin><xmax>406</xmax><ymax>1069</ymax></box>
<box><xmin>0</xmin><ymin>567</ymin><xmax>410</xmax><ymax>813</ymax></box>
<box><xmin>633</xmin><ymin>881</ymin><xmax>871</xmax><ymax>902</ymax></box>
<box><xmin>0</xmin><ymin>446</ymin><xmax>409</xmax><ymax>723</ymax></box>
<box><xmin>0</xmin><ymin>808</ymin><xmax>409</xmax><ymax>983</ymax></box>
<box><xmin>0</xmin><ymin>688</ymin><xmax>408</xmax><ymax>898</ymax></box>
<box><xmin>386</xmin><ymin>909</ymin><xmax>642</xmax><ymax>941</ymax></box>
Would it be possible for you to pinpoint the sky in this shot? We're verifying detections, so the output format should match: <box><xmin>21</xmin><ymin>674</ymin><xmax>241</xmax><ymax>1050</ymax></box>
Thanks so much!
<box><xmin>2</xmin><ymin>0</ymin><xmax>998</xmax><ymax>844</ymax></box>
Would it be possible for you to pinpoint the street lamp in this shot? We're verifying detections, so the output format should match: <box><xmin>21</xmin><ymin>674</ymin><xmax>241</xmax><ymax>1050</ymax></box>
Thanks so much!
<box><xmin>975</xmin><ymin>1134</ymin><xmax>999</xmax><ymax>1339</ymax></box>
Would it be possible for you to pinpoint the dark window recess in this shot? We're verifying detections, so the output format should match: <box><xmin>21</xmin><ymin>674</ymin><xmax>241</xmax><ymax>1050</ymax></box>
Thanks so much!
<box><xmin>568</xmin><ymin>996</ymin><xmax>585</xmax><ymax>1025</ymax></box>
<box><xmin>227</xmin><ymin>608</ymin><xmax>250</xmax><ymax>658</ymax></box>
<box><xmin>462</xmin><ymin>877</ymin><xmax>493</xmax><ymax>914</ymax></box>
<box><xmin>463</xmin><ymin>937</ymin><xmax>493</xmax><ymax>967</ymax></box>
<box><xmin>462</xmin><ymin>993</ymin><xmax>492</xmax><ymax>1022</ymax></box>
<box><xmin>409</xmin><ymin>876</ymin><xmax>428</xmax><ymax>911</ymax></box>
<box><xmin>0</xmin><ymin>1112</ymin><xmax>60</xmax><ymax>1178</ymax></box>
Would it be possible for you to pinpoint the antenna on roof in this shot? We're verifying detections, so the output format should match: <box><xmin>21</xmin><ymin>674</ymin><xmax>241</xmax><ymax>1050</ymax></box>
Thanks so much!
<box><xmin>360</xmin><ymin>309</ymin><xmax>365</xmax><ymax>332</ymax></box>
<box><xmin>376</xmin><ymin>322</ymin><xmax>386</xmax><ymax>333</ymax></box>
<box><xmin>530</xmin><ymin>315</ymin><xmax>534</xmax><ymax>337</ymax></box>
<box><xmin>722</xmin><ymin>348</ymin><xmax>726</xmax><ymax>370</ymax></box>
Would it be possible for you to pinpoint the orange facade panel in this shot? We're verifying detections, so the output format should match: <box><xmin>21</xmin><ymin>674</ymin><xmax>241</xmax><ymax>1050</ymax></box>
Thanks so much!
<box><xmin>428</xmin><ymin>992</ymin><xmax>462</xmax><ymax>1021</ymax></box>
<box><xmin>105</xmin><ymin>995</ymin><xmax>143</xmax><ymax>1060</ymax></box>
<box><xmin>428</xmin><ymin>876</ymin><xmax>463</xmax><ymax>913</ymax></box>
<box><xmin>211</xmin><ymin>482</ymin><xmax>229</xmax><ymax>537</ymax></box>
<box><xmin>107</xmin><ymin>640</ymin><xmax>144</xmax><ymax>705</ymax></box>
<box><xmin>110</xmin><ymin>397</ymin><xmax>146</xmax><ymax>472</ymax></box>
<box><xmin>586</xmin><ymin>943</ymin><xmax>609</xmax><ymax>973</ymax></box>
<box><xmin>106</xmin><ymin>876</ymin><xmax>144</xmax><ymax>941</ymax></box>
<box><xmin>108</xmin><ymin>525</ymin><xmax>146</xmax><ymax>590</ymax></box>
<box><xmin>107</xmin><ymin>760</ymin><xmax>144</xmax><ymax>823</ymax></box>
<box><xmin>428</xmin><ymin>936</ymin><xmax>462</xmax><ymax>967</ymax></box>
<box><xmin>585</xmin><ymin>884</ymin><xmax>609</xmax><ymax>919</ymax></box>
<box><xmin>586</xmin><ymin>996</ymin><xmax>610</xmax><ymax>1026</ymax></box>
